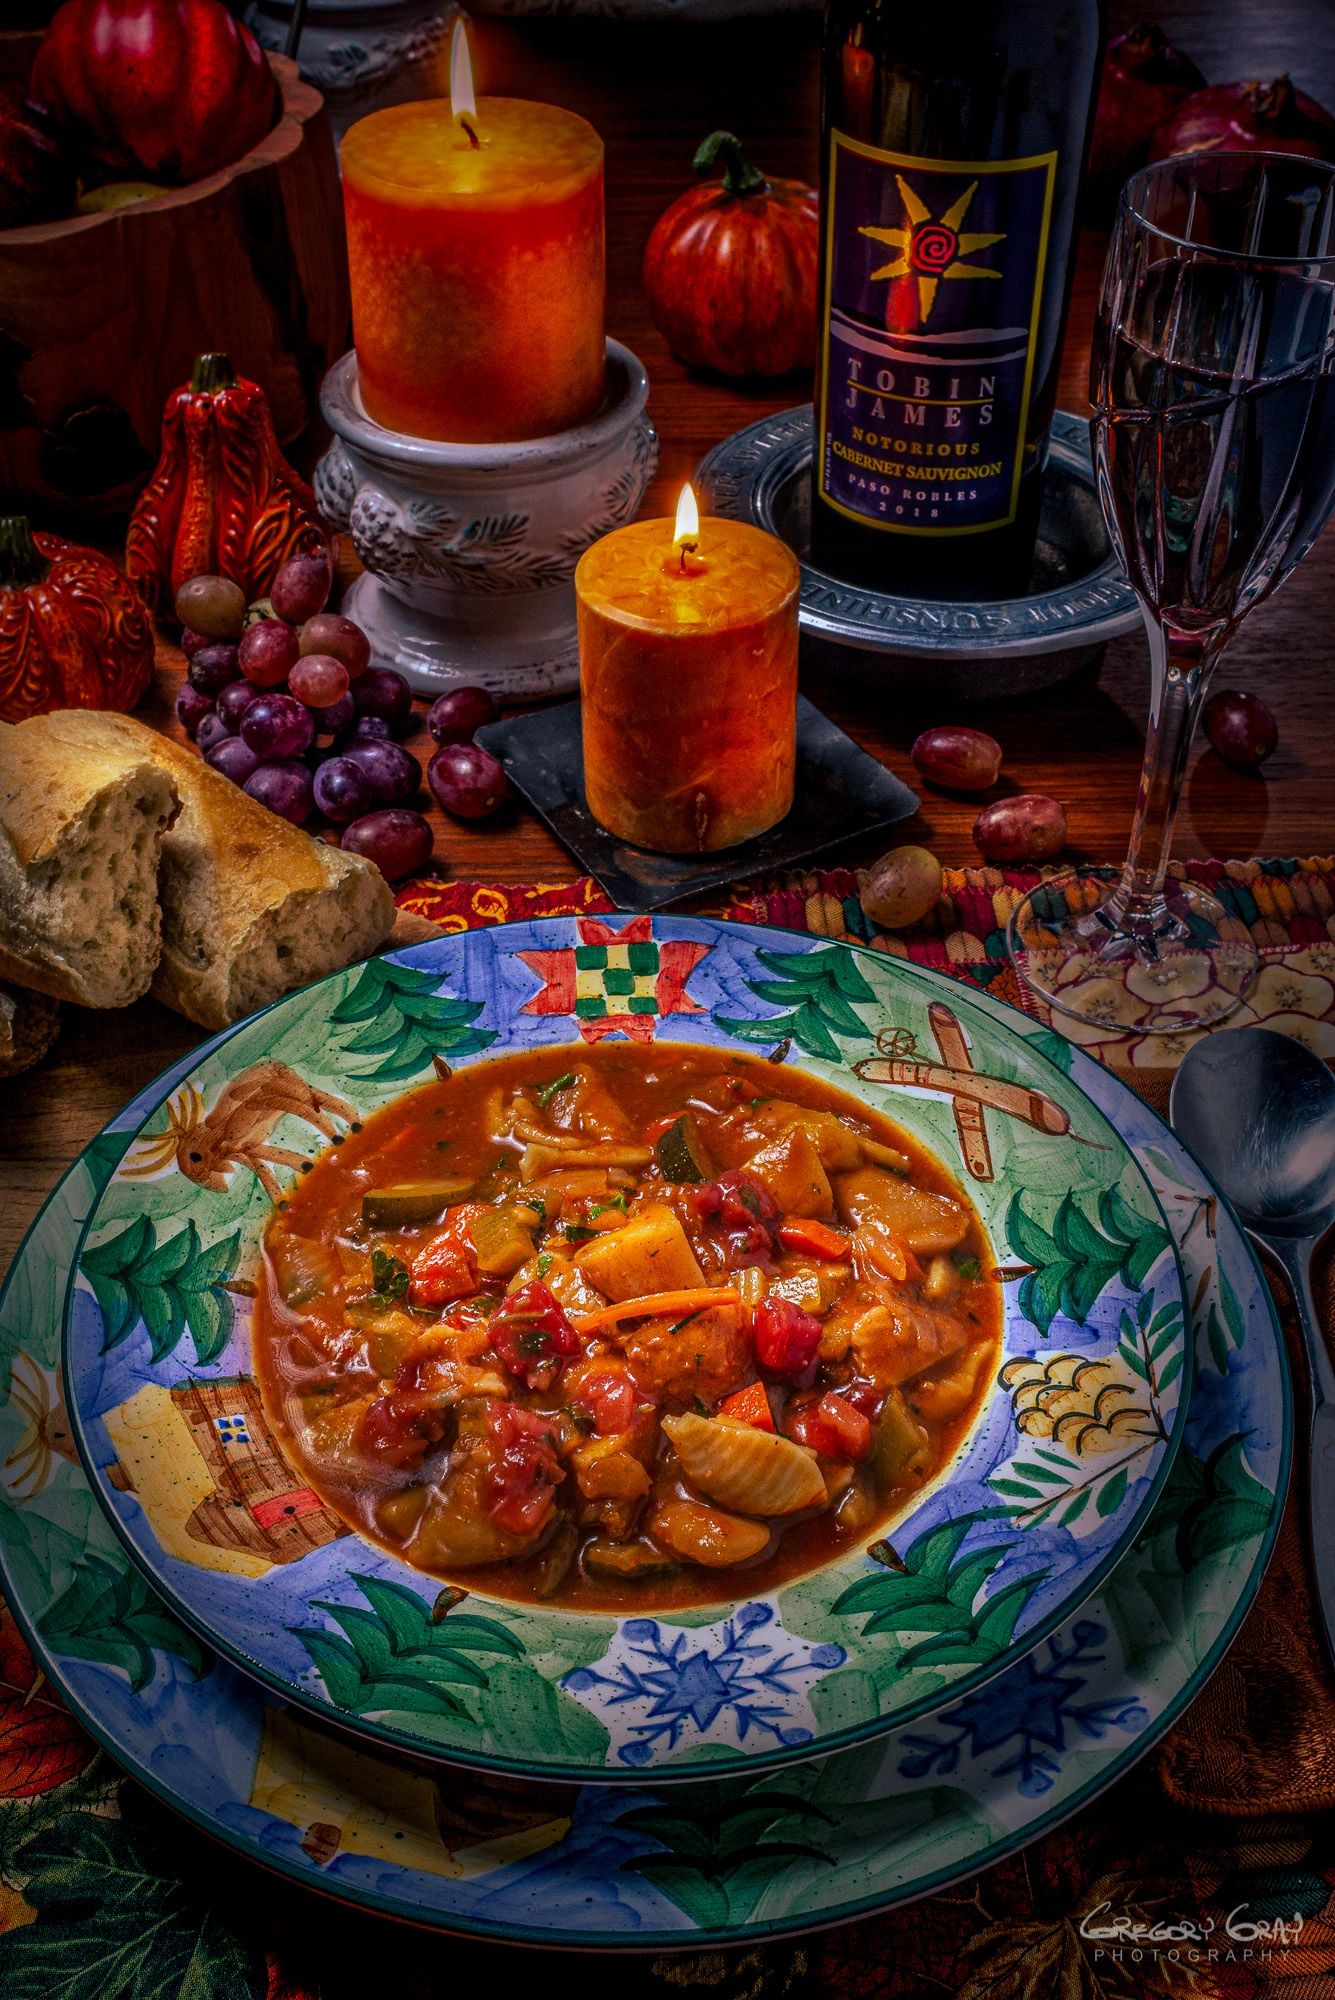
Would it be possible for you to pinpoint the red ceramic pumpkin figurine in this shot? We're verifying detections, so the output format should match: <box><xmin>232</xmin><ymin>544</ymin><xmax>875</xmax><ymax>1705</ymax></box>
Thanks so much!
<box><xmin>643</xmin><ymin>132</ymin><xmax>820</xmax><ymax>379</ymax></box>
<box><xmin>127</xmin><ymin>353</ymin><xmax>327</xmax><ymax>618</ymax></box>
<box><xmin>30</xmin><ymin>0</ymin><xmax>276</xmax><ymax>187</ymax></box>
<box><xmin>0</xmin><ymin>515</ymin><xmax>153</xmax><ymax>721</ymax></box>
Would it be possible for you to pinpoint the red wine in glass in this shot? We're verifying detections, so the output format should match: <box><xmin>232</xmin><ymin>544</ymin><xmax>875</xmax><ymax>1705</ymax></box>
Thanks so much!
<box><xmin>1009</xmin><ymin>153</ymin><xmax>1335</xmax><ymax>1034</ymax></box>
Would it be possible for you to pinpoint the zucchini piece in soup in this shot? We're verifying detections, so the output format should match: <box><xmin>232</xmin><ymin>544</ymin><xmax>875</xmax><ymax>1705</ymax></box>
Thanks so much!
<box><xmin>362</xmin><ymin>1179</ymin><xmax>475</xmax><ymax>1227</ymax></box>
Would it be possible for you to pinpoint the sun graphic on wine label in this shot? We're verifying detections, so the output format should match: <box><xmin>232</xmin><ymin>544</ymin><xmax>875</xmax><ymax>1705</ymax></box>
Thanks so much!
<box><xmin>860</xmin><ymin>175</ymin><xmax>1006</xmax><ymax>326</ymax></box>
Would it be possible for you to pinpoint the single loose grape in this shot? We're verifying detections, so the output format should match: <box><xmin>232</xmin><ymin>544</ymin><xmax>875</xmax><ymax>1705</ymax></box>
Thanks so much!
<box><xmin>175</xmin><ymin>574</ymin><xmax>245</xmax><ymax>640</ymax></box>
<box><xmin>860</xmin><ymin>846</ymin><xmax>944</xmax><ymax>929</ymax></box>
<box><xmin>911</xmin><ymin>726</ymin><xmax>1003</xmax><ymax>794</ymax></box>
<box><xmin>1202</xmin><ymin>689</ymin><xmax>1278</xmax><ymax>769</ymax></box>
<box><xmin>973</xmin><ymin>794</ymin><xmax>1067</xmax><ymax>863</ymax></box>
<box><xmin>428</xmin><ymin>742</ymin><xmax>510</xmax><ymax>820</ymax></box>
<box><xmin>341</xmin><ymin>808</ymin><xmax>433</xmax><ymax>881</ymax></box>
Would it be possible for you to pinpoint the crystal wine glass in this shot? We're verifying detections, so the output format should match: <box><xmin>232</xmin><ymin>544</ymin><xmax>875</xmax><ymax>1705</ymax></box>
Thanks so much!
<box><xmin>1008</xmin><ymin>152</ymin><xmax>1335</xmax><ymax>1034</ymax></box>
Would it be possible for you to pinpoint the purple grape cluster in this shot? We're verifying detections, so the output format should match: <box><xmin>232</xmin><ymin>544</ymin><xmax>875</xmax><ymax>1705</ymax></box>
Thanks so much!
<box><xmin>173</xmin><ymin>557</ymin><xmax>436</xmax><ymax>881</ymax></box>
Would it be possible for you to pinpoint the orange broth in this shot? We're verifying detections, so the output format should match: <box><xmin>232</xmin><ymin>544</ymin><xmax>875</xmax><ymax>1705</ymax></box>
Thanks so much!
<box><xmin>254</xmin><ymin>1043</ymin><xmax>1001</xmax><ymax>1611</ymax></box>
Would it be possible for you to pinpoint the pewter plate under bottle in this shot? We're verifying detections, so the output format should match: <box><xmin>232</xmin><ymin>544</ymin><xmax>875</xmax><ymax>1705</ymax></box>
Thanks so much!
<box><xmin>695</xmin><ymin>407</ymin><xmax>1141</xmax><ymax>701</ymax></box>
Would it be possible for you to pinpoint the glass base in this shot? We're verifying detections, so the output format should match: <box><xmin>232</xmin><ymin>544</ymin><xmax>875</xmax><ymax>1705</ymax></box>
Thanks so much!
<box><xmin>1007</xmin><ymin>873</ymin><xmax>1259</xmax><ymax>1035</ymax></box>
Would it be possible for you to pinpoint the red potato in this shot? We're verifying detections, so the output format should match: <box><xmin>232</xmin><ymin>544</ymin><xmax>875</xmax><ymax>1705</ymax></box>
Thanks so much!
<box><xmin>973</xmin><ymin>794</ymin><xmax>1067</xmax><ymax>864</ymax></box>
<box><xmin>911</xmin><ymin>726</ymin><xmax>1003</xmax><ymax>794</ymax></box>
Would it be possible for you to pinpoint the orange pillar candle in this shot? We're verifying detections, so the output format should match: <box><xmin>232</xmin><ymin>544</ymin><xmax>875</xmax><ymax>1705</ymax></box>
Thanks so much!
<box><xmin>341</xmin><ymin>25</ymin><xmax>605</xmax><ymax>445</ymax></box>
<box><xmin>577</xmin><ymin>487</ymin><xmax>801</xmax><ymax>853</ymax></box>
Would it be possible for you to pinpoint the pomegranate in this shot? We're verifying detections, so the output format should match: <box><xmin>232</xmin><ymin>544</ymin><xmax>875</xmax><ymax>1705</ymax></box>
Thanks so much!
<box><xmin>1153</xmin><ymin>77</ymin><xmax>1335</xmax><ymax>165</ymax></box>
<box><xmin>1088</xmin><ymin>26</ymin><xmax>1205</xmax><ymax>209</ymax></box>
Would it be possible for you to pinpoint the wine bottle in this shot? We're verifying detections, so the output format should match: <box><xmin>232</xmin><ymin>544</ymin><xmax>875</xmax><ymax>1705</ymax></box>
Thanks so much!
<box><xmin>811</xmin><ymin>0</ymin><xmax>1105</xmax><ymax>597</ymax></box>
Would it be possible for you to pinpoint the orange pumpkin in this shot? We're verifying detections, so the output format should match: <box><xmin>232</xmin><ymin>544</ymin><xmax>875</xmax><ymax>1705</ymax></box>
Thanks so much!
<box><xmin>126</xmin><ymin>351</ymin><xmax>325</xmax><ymax>619</ymax></box>
<box><xmin>642</xmin><ymin>132</ymin><xmax>819</xmax><ymax>380</ymax></box>
<box><xmin>0</xmin><ymin>514</ymin><xmax>153</xmax><ymax>721</ymax></box>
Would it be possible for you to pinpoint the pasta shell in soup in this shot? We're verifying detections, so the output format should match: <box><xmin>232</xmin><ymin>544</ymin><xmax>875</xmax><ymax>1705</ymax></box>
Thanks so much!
<box><xmin>663</xmin><ymin>1412</ymin><xmax>827</xmax><ymax>1516</ymax></box>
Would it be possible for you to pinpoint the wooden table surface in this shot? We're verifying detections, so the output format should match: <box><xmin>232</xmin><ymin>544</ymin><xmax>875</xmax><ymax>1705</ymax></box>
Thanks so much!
<box><xmin>3</xmin><ymin>0</ymin><xmax>1334</xmax><ymax>1265</ymax></box>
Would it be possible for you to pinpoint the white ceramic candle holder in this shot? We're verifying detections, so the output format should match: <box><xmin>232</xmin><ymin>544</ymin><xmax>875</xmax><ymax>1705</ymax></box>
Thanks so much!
<box><xmin>314</xmin><ymin>342</ymin><xmax>658</xmax><ymax>701</ymax></box>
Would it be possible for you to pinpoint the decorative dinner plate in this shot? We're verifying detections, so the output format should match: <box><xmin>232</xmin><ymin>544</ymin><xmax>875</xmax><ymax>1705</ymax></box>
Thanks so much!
<box><xmin>1</xmin><ymin>963</ymin><xmax>1285</xmax><ymax>1945</ymax></box>
<box><xmin>61</xmin><ymin>920</ymin><xmax>1190</xmax><ymax>1782</ymax></box>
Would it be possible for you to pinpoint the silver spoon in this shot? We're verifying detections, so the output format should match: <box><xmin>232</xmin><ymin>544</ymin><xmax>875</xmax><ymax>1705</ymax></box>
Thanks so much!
<box><xmin>1171</xmin><ymin>1026</ymin><xmax>1335</xmax><ymax>1669</ymax></box>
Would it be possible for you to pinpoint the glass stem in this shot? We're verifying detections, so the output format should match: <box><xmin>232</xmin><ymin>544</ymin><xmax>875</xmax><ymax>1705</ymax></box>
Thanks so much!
<box><xmin>1102</xmin><ymin>614</ymin><xmax>1222</xmax><ymax>940</ymax></box>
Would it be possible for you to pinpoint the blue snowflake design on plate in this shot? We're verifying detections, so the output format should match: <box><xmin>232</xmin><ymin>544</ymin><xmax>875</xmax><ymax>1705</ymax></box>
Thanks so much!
<box><xmin>562</xmin><ymin>1602</ymin><xmax>846</xmax><ymax>1767</ymax></box>
<box><xmin>896</xmin><ymin>1618</ymin><xmax>1148</xmax><ymax>1797</ymax></box>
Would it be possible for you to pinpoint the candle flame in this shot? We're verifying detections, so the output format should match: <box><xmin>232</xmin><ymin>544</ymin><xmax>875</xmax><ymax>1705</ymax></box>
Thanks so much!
<box><xmin>674</xmin><ymin>483</ymin><xmax>700</xmax><ymax>548</ymax></box>
<box><xmin>450</xmin><ymin>19</ymin><xmax>477</xmax><ymax>123</ymax></box>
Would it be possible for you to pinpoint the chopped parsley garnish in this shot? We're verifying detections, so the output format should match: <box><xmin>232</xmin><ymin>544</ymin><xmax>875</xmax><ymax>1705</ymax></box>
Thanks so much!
<box><xmin>669</xmin><ymin>1308</ymin><xmax>704</xmax><ymax>1334</ymax></box>
<box><xmin>538</xmin><ymin>1071</ymin><xmax>577</xmax><ymax>1107</ymax></box>
<box><xmin>536</xmin><ymin>1252</ymin><xmax>553</xmax><ymax>1279</ymax></box>
<box><xmin>589</xmin><ymin>1193</ymin><xmax>629</xmax><ymax>1219</ymax></box>
<box><xmin>953</xmin><ymin>1253</ymin><xmax>981</xmax><ymax>1280</ymax></box>
<box><xmin>528</xmin><ymin>1194</ymin><xmax>547</xmax><ymax>1223</ymax></box>
<box><xmin>367</xmin><ymin>1248</ymin><xmax>409</xmax><ymax>1309</ymax></box>
<box><xmin>562</xmin><ymin>1223</ymin><xmax>596</xmax><ymax>1243</ymax></box>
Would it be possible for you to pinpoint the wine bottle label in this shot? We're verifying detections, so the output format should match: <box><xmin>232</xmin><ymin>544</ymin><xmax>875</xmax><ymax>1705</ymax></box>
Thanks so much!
<box><xmin>817</xmin><ymin>134</ymin><xmax>1057</xmax><ymax>538</ymax></box>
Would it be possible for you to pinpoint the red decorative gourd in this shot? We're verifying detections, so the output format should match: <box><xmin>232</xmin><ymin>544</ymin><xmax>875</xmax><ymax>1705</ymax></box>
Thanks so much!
<box><xmin>126</xmin><ymin>353</ymin><xmax>326</xmax><ymax>618</ymax></box>
<box><xmin>0</xmin><ymin>515</ymin><xmax>153</xmax><ymax>721</ymax></box>
<box><xmin>30</xmin><ymin>0</ymin><xmax>276</xmax><ymax>187</ymax></box>
<box><xmin>643</xmin><ymin>132</ymin><xmax>820</xmax><ymax>379</ymax></box>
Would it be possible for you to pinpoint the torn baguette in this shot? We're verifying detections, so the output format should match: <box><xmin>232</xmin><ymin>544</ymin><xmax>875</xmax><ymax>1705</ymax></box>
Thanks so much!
<box><xmin>1</xmin><ymin>712</ymin><xmax>398</xmax><ymax>1031</ymax></box>
<box><xmin>0</xmin><ymin>716</ymin><xmax>179</xmax><ymax>1008</ymax></box>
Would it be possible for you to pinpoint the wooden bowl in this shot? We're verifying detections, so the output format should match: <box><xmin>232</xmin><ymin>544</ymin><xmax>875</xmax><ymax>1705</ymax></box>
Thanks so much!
<box><xmin>0</xmin><ymin>42</ymin><xmax>350</xmax><ymax>522</ymax></box>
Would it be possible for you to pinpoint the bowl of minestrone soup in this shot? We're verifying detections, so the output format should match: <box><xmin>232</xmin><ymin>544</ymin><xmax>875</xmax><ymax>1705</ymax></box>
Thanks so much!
<box><xmin>65</xmin><ymin>917</ymin><xmax>1190</xmax><ymax>1780</ymax></box>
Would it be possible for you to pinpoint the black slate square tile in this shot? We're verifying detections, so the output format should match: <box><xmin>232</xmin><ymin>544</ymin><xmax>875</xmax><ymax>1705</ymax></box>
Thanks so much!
<box><xmin>474</xmin><ymin>696</ymin><xmax>918</xmax><ymax>912</ymax></box>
